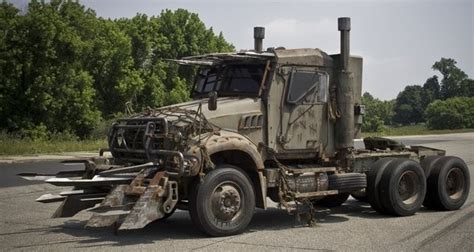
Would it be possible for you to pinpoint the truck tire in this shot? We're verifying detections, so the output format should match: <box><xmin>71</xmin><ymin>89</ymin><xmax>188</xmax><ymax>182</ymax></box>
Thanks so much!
<box><xmin>314</xmin><ymin>193</ymin><xmax>350</xmax><ymax>208</ymax></box>
<box><xmin>379</xmin><ymin>158</ymin><xmax>426</xmax><ymax>216</ymax></box>
<box><xmin>425</xmin><ymin>156</ymin><xmax>470</xmax><ymax>210</ymax></box>
<box><xmin>328</xmin><ymin>173</ymin><xmax>367</xmax><ymax>192</ymax></box>
<box><xmin>421</xmin><ymin>155</ymin><xmax>443</xmax><ymax>177</ymax></box>
<box><xmin>420</xmin><ymin>155</ymin><xmax>443</xmax><ymax>208</ymax></box>
<box><xmin>367</xmin><ymin>158</ymin><xmax>394</xmax><ymax>214</ymax></box>
<box><xmin>188</xmin><ymin>165</ymin><xmax>255</xmax><ymax>236</ymax></box>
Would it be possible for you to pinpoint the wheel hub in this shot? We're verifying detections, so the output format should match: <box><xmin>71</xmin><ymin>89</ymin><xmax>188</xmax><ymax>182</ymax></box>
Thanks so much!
<box><xmin>211</xmin><ymin>184</ymin><xmax>242</xmax><ymax>221</ymax></box>
<box><xmin>398</xmin><ymin>170</ymin><xmax>419</xmax><ymax>205</ymax></box>
<box><xmin>446</xmin><ymin>167</ymin><xmax>465</xmax><ymax>200</ymax></box>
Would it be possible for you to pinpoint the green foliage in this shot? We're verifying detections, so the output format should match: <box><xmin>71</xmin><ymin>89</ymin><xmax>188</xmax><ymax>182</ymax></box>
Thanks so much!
<box><xmin>167</xmin><ymin>77</ymin><xmax>190</xmax><ymax>105</ymax></box>
<box><xmin>361</xmin><ymin>92</ymin><xmax>394</xmax><ymax>132</ymax></box>
<box><xmin>432</xmin><ymin>58</ymin><xmax>469</xmax><ymax>99</ymax></box>
<box><xmin>393</xmin><ymin>85</ymin><xmax>425</xmax><ymax>125</ymax></box>
<box><xmin>0</xmin><ymin>1</ymin><xmax>234</xmax><ymax>140</ymax></box>
<box><xmin>0</xmin><ymin>1</ymin><xmax>101</xmax><ymax>138</ymax></box>
<box><xmin>421</xmin><ymin>76</ymin><xmax>440</xmax><ymax>108</ymax></box>
<box><xmin>392</xmin><ymin>58</ymin><xmax>472</xmax><ymax>126</ymax></box>
<box><xmin>425</xmin><ymin>97</ymin><xmax>474</xmax><ymax>130</ymax></box>
<box><xmin>367</xmin><ymin>59</ymin><xmax>472</xmax><ymax>130</ymax></box>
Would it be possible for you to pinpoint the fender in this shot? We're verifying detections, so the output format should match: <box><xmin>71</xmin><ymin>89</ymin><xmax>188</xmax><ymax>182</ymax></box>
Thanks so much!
<box><xmin>200</xmin><ymin>130</ymin><xmax>267</xmax><ymax>209</ymax></box>
<box><xmin>203</xmin><ymin>130</ymin><xmax>264</xmax><ymax>171</ymax></box>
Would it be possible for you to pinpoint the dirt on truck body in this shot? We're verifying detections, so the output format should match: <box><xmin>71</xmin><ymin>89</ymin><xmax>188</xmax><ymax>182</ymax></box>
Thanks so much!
<box><xmin>20</xmin><ymin>17</ymin><xmax>470</xmax><ymax>237</ymax></box>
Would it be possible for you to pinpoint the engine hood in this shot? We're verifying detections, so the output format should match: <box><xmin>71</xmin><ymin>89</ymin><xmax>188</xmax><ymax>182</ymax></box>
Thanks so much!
<box><xmin>161</xmin><ymin>97</ymin><xmax>262</xmax><ymax>130</ymax></box>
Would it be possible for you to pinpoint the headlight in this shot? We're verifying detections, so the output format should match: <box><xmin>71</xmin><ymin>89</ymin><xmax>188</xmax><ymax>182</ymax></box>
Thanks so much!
<box><xmin>174</xmin><ymin>131</ymin><xmax>182</xmax><ymax>143</ymax></box>
<box><xmin>183</xmin><ymin>155</ymin><xmax>200</xmax><ymax>176</ymax></box>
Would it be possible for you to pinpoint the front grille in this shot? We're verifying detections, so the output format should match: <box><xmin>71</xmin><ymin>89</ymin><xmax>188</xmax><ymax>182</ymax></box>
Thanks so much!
<box><xmin>108</xmin><ymin>118</ymin><xmax>168</xmax><ymax>163</ymax></box>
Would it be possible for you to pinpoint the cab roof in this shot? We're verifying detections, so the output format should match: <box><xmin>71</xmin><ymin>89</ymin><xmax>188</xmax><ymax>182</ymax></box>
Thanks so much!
<box><xmin>170</xmin><ymin>48</ymin><xmax>334</xmax><ymax>67</ymax></box>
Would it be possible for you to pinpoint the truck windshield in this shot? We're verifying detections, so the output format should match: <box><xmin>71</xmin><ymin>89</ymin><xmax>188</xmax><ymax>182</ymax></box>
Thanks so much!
<box><xmin>192</xmin><ymin>64</ymin><xmax>265</xmax><ymax>98</ymax></box>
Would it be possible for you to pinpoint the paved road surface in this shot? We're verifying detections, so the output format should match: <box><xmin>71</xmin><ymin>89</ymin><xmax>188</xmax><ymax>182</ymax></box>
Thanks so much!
<box><xmin>0</xmin><ymin>133</ymin><xmax>473</xmax><ymax>251</ymax></box>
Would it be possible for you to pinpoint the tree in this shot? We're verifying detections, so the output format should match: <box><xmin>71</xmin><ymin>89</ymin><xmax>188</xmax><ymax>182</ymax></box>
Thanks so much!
<box><xmin>0</xmin><ymin>2</ymin><xmax>235</xmax><ymax>139</ymax></box>
<box><xmin>421</xmin><ymin>76</ymin><xmax>440</xmax><ymax>108</ymax></box>
<box><xmin>361</xmin><ymin>92</ymin><xmax>394</xmax><ymax>132</ymax></box>
<box><xmin>425</xmin><ymin>97</ymin><xmax>474</xmax><ymax>129</ymax></box>
<box><xmin>459</xmin><ymin>79</ymin><xmax>474</xmax><ymax>97</ymax></box>
<box><xmin>432</xmin><ymin>58</ymin><xmax>469</xmax><ymax>99</ymax></box>
<box><xmin>393</xmin><ymin>85</ymin><xmax>424</xmax><ymax>125</ymax></box>
<box><xmin>0</xmin><ymin>1</ymin><xmax>101</xmax><ymax>138</ymax></box>
<box><xmin>0</xmin><ymin>2</ymin><xmax>22</xmax><ymax>131</ymax></box>
<box><xmin>114</xmin><ymin>9</ymin><xmax>234</xmax><ymax>112</ymax></box>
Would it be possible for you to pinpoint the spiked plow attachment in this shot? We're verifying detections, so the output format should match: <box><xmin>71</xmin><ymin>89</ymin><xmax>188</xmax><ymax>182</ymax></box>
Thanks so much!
<box><xmin>18</xmin><ymin>159</ymin><xmax>179</xmax><ymax>231</ymax></box>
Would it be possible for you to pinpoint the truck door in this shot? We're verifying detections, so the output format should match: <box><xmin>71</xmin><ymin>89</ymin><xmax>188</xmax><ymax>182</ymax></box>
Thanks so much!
<box><xmin>279</xmin><ymin>67</ymin><xmax>329</xmax><ymax>151</ymax></box>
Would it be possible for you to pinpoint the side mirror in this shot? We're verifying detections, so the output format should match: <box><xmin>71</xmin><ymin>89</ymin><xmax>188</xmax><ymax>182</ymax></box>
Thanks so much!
<box><xmin>208</xmin><ymin>91</ymin><xmax>217</xmax><ymax>111</ymax></box>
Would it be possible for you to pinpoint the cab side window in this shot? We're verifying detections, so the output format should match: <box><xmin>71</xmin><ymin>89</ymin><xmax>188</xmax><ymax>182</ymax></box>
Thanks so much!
<box><xmin>286</xmin><ymin>69</ymin><xmax>328</xmax><ymax>104</ymax></box>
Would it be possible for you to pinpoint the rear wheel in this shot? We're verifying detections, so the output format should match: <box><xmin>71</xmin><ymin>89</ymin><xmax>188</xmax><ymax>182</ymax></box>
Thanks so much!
<box><xmin>420</xmin><ymin>155</ymin><xmax>443</xmax><ymax>207</ymax></box>
<box><xmin>421</xmin><ymin>155</ymin><xmax>443</xmax><ymax>176</ymax></box>
<box><xmin>189</xmin><ymin>165</ymin><xmax>255</xmax><ymax>236</ymax></box>
<box><xmin>425</xmin><ymin>156</ymin><xmax>470</xmax><ymax>210</ymax></box>
<box><xmin>379</xmin><ymin>158</ymin><xmax>426</xmax><ymax>216</ymax></box>
<box><xmin>367</xmin><ymin>158</ymin><xmax>394</xmax><ymax>214</ymax></box>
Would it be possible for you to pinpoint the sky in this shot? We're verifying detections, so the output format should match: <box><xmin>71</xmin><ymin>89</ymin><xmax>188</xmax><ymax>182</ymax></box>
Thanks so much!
<box><xmin>11</xmin><ymin>0</ymin><xmax>474</xmax><ymax>100</ymax></box>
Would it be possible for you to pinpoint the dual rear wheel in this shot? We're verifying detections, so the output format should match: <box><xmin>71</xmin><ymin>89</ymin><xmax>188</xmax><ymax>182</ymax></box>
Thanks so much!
<box><xmin>423</xmin><ymin>156</ymin><xmax>470</xmax><ymax>210</ymax></box>
<box><xmin>367</xmin><ymin>158</ymin><xmax>426</xmax><ymax>216</ymax></box>
<box><xmin>367</xmin><ymin>156</ymin><xmax>470</xmax><ymax>216</ymax></box>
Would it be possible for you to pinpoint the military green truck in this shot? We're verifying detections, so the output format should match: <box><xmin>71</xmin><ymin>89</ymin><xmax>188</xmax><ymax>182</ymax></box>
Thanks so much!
<box><xmin>20</xmin><ymin>17</ymin><xmax>470</xmax><ymax>237</ymax></box>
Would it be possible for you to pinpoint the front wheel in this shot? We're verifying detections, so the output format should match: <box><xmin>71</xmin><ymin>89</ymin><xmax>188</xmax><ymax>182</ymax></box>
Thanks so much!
<box><xmin>189</xmin><ymin>165</ymin><xmax>255</xmax><ymax>237</ymax></box>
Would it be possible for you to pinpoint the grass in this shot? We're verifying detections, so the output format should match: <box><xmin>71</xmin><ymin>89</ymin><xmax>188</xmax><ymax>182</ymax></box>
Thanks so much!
<box><xmin>362</xmin><ymin>124</ymin><xmax>474</xmax><ymax>138</ymax></box>
<box><xmin>0</xmin><ymin>135</ymin><xmax>107</xmax><ymax>156</ymax></box>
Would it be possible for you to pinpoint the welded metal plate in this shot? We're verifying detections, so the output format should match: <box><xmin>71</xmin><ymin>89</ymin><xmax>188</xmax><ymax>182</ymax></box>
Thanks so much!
<box><xmin>88</xmin><ymin>205</ymin><xmax>132</xmax><ymax>216</ymax></box>
<box><xmin>45</xmin><ymin>175</ymin><xmax>132</xmax><ymax>187</ymax></box>
<box><xmin>119</xmin><ymin>186</ymin><xmax>164</xmax><ymax>230</ymax></box>
<box><xmin>18</xmin><ymin>170</ymin><xmax>86</xmax><ymax>181</ymax></box>
<box><xmin>86</xmin><ymin>185</ymin><xmax>134</xmax><ymax>228</ymax></box>
<box><xmin>36</xmin><ymin>193</ymin><xmax>66</xmax><ymax>203</ymax></box>
<box><xmin>59</xmin><ymin>189</ymin><xmax>103</xmax><ymax>196</ymax></box>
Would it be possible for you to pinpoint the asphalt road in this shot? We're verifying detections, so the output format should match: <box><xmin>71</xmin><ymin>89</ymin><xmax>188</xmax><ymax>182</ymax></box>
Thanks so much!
<box><xmin>0</xmin><ymin>133</ymin><xmax>473</xmax><ymax>251</ymax></box>
<box><xmin>0</xmin><ymin>161</ymin><xmax>83</xmax><ymax>188</ymax></box>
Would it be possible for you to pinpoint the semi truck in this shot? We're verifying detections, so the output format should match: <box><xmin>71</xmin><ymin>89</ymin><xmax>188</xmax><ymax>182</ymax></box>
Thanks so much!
<box><xmin>20</xmin><ymin>17</ymin><xmax>470</xmax><ymax>237</ymax></box>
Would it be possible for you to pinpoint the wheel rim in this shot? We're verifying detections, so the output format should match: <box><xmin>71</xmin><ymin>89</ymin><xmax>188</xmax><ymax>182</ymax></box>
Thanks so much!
<box><xmin>398</xmin><ymin>170</ymin><xmax>420</xmax><ymax>205</ymax></box>
<box><xmin>446</xmin><ymin>167</ymin><xmax>465</xmax><ymax>200</ymax></box>
<box><xmin>210</xmin><ymin>181</ymin><xmax>243</xmax><ymax>222</ymax></box>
